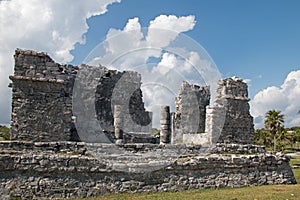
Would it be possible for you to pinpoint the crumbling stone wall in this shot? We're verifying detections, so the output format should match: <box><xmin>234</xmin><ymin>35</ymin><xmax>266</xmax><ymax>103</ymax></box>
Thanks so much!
<box><xmin>9</xmin><ymin>49</ymin><xmax>151</xmax><ymax>142</ymax></box>
<box><xmin>206</xmin><ymin>77</ymin><xmax>254</xmax><ymax>144</ymax></box>
<box><xmin>10</xmin><ymin>49</ymin><xmax>77</xmax><ymax>142</ymax></box>
<box><xmin>5</xmin><ymin>50</ymin><xmax>296</xmax><ymax>200</ymax></box>
<box><xmin>9</xmin><ymin>49</ymin><xmax>254</xmax><ymax>145</ymax></box>
<box><xmin>93</xmin><ymin>69</ymin><xmax>151</xmax><ymax>133</ymax></box>
<box><xmin>172</xmin><ymin>77</ymin><xmax>254</xmax><ymax>145</ymax></box>
<box><xmin>172</xmin><ymin>81</ymin><xmax>210</xmax><ymax>143</ymax></box>
<box><xmin>0</xmin><ymin>141</ymin><xmax>296</xmax><ymax>199</ymax></box>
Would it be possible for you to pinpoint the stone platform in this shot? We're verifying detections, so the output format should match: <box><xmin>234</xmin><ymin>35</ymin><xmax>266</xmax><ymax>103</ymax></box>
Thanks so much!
<box><xmin>0</xmin><ymin>141</ymin><xmax>296</xmax><ymax>199</ymax></box>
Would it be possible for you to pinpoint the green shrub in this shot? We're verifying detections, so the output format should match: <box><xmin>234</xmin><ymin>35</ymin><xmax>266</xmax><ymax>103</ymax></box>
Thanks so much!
<box><xmin>152</xmin><ymin>128</ymin><xmax>160</xmax><ymax>137</ymax></box>
<box><xmin>0</xmin><ymin>125</ymin><xmax>10</xmax><ymax>140</ymax></box>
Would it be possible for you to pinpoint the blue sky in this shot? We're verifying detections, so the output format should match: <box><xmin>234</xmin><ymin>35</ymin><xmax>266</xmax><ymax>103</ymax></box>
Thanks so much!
<box><xmin>0</xmin><ymin>0</ymin><xmax>300</xmax><ymax>128</ymax></box>
<box><xmin>70</xmin><ymin>0</ymin><xmax>300</xmax><ymax>97</ymax></box>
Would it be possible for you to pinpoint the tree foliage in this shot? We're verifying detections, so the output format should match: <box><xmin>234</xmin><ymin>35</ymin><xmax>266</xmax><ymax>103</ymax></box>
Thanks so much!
<box><xmin>152</xmin><ymin>128</ymin><xmax>160</xmax><ymax>137</ymax></box>
<box><xmin>255</xmin><ymin>110</ymin><xmax>300</xmax><ymax>152</ymax></box>
<box><xmin>264</xmin><ymin>110</ymin><xmax>284</xmax><ymax>152</ymax></box>
<box><xmin>254</xmin><ymin>128</ymin><xmax>271</xmax><ymax>146</ymax></box>
<box><xmin>0</xmin><ymin>125</ymin><xmax>10</xmax><ymax>140</ymax></box>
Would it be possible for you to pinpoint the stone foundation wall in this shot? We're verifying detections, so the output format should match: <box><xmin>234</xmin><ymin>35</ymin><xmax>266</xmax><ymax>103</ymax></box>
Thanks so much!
<box><xmin>0</xmin><ymin>141</ymin><xmax>267</xmax><ymax>155</ymax></box>
<box><xmin>210</xmin><ymin>143</ymin><xmax>266</xmax><ymax>154</ymax></box>
<box><xmin>0</xmin><ymin>141</ymin><xmax>296</xmax><ymax>199</ymax></box>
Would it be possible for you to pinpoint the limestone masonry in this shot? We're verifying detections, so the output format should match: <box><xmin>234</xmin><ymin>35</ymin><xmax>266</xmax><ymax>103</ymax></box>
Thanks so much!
<box><xmin>9</xmin><ymin>49</ymin><xmax>152</xmax><ymax>143</ymax></box>
<box><xmin>0</xmin><ymin>49</ymin><xmax>296</xmax><ymax>199</ymax></box>
<box><xmin>9</xmin><ymin>49</ymin><xmax>253</xmax><ymax>145</ymax></box>
<box><xmin>207</xmin><ymin>77</ymin><xmax>254</xmax><ymax>144</ymax></box>
<box><xmin>172</xmin><ymin>81</ymin><xmax>210</xmax><ymax>144</ymax></box>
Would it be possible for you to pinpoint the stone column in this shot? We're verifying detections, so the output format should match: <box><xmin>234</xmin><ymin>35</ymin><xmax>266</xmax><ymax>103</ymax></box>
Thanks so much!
<box><xmin>114</xmin><ymin>105</ymin><xmax>124</xmax><ymax>144</ymax></box>
<box><xmin>170</xmin><ymin>112</ymin><xmax>175</xmax><ymax>144</ymax></box>
<box><xmin>205</xmin><ymin>106</ymin><xmax>226</xmax><ymax>144</ymax></box>
<box><xmin>160</xmin><ymin>105</ymin><xmax>171</xmax><ymax>144</ymax></box>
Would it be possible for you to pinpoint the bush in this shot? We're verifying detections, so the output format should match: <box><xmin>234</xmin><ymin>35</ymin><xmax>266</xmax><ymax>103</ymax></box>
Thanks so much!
<box><xmin>152</xmin><ymin>128</ymin><xmax>160</xmax><ymax>138</ymax></box>
<box><xmin>255</xmin><ymin>126</ymin><xmax>300</xmax><ymax>152</ymax></box>
<box><xmin>0</xmin><ymin>125</ymin><xmax>10</xmax><ymax>140</ymax></box>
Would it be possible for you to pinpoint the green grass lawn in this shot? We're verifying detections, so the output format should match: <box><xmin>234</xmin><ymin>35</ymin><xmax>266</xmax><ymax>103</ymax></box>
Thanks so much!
<box><xmin>294</xmin><ymin>168</ymin><xmax>300</xmax><ymax>183</ymax></box>
<box><xmin>72</xmin><ymin>155</ymin><xmax>300</xmax><ymax>200</ymax></box>
<box><xmin>290</xmin><ymin>155</ymin><xmax>300</xmax><ymax>166</ymax></box>
<box><xmin>77</xmin><ymin>184</ymin><xmax>300</xmax><ymax>200</ymax></box>
<box><xmin>291</xmin><ymin>155</ymin><xmax>300</xmax><ymax>182</ymax></box>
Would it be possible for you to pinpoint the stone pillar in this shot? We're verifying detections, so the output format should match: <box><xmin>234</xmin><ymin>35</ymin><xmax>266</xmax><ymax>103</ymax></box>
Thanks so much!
<box><xmin>114</xmin><ymin>105</ymin><xmax>123</xmax><ymax>144</ymax></box>
<box><xmin>160</xmin><ymin>105</ymin><xmax>171</xmax><ymax>144</ymax></box>
<box><xmin>170</xmin><ymin>112</ymin><xmax>175</xmax><ymax>144</ymax></box>
<box><xmin>205</xmin><ymin>106</ymin><xmax>226</xmax><ymax>144</ymax></box>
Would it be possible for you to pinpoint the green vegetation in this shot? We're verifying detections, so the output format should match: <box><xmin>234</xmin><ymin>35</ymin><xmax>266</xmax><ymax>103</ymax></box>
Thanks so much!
<box><xmin>264</xmin><ymin>110</ymin><xmax>284</xmax><ymax>152</ymax></box>
<box><xmin>255</xmin><ymin>127</ymin><xmax>300</xmax><ymax>152</ymax></box>
<box><xmin>291</xmin><ymin>155</ymin><xmax>300</xmax><ymax>182</ymax></box>
<box><xmin>152</xmin><ymin>128</ymin><xmax>160</xmax><ymax>138</ymax></box>
<box><xmin>0</xmin><ymin>125</ymin><xmax>10</xmax><ymax>141</ymax></box>
<box><xmin>290</xmin><ymin>155</ymin><xmax>300</xmax><ymax>167</ymax></box>
<box><xmin>293</xmin><ymin>168</ymin><xmax>300</xmax><ymax>183</ymax></box>
<box><xmin>255</xmin><ymin>110</ymin><xmax>300</xmax><ymax>152</ymax></box>
<box><xmin>73</xmin><ymin>184</ymin><xmax>300</xmax><ymax>200</ymax></box>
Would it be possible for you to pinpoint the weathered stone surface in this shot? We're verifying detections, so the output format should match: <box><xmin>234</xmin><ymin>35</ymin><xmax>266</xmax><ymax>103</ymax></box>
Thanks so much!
<box><xmin>10</xmin><ymin>49</ymin><xmax>152</xmax><ymax>142</ymax></box>
<box><xmin>206</xmin><ymin>77</ymin><xmax>254</xmax><ymax>144</ymax></box>
<box><xmin>94</xmin><ymin>69</ymin><xmax>152</xmax><ymax>134</ymax></box>
<box><xmin>160</xmin><ymin>106</ymin><xmax>171</xmax><ymax>144</ymax></box>
<box><xmin>10</xmin><ymin>77</ymin><xmax>74</xmax><ymax>141</ymax></box>
<box><xmin>114</xmin><ymin>105</ymin><xmax>124</xmax><ymax>143</ymax></box>
<box><xmin>0</xmin><ymin>141</ymin><xmax>296</xmax><ymax>199</ymax></box>
<box><xmin>0</xmin><ymin>141</ymin><xmax>267</xmax><ymax>155</ymax></box>
<box><xmin>209</xmin><ymin>143</ymin><xmax>266</xmax><ymax>154</ymax></box>
<box><xmin>172</xmin><ymin>81</ymin><xmax>210</xmax><ymax>144</ymax></box>
<box><xmin>205</xmin><ymin>106</ymin><xmax>226</xmax><ymax>144</ymax></box>
<box><xmin>172</xmin><ymin>78</ymin><xmax>254</xmax><ymax>145</ymax></box>
<box><xmin>171</xmin><ymin>77</ymin><xmax>254</xmax><ymax>145</ymax></box>
<box><xmin>5</xmin><ymin>49</ymin><xmax>295</xmax><ymax>199</ymax></box>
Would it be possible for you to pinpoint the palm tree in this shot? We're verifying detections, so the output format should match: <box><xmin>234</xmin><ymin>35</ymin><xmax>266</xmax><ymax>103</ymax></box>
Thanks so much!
<box><xmin>264</xmin><ymin>110</ymin><xmax>284</xmax><ymax>152</ymax></box>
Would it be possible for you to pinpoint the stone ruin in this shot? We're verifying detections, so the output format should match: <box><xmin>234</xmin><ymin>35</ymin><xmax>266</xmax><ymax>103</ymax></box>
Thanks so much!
<box><xmin>0</xmin><ymin>49</ymin><xmax>296</xmax><ymax>199</ymax></box>
<box><xmin>9</xmin><ymin>49</ymin><xmax>152</xmax><ymax>143</ymax></box>
<box><xmin>170</xmin><ymin>77</ymin><xmax>254</xmax><ymax>145</ymax></box>
<box><xmin>9</xmin><ymin>49</ymin><xmax>254</xmax><ymax>146</ymax></box>
<box><xmin>172</xmin><ymin>81</ymin><xmax>210</xmax><ymax>144</ymax></box>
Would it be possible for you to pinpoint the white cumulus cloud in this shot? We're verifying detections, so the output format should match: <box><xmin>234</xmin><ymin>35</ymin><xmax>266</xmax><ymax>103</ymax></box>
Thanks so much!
<box><xmin>147</xmin><ymin>15</ymin><xmax>196</xmax><ymax>47</ymax></box>
<box><xmin>0</xmin><ymin>0</ymin><xmax>121</xmax><ymax>125</ymax></box>
<box><xmin>251</xmin><ymin>70</ymin><xmax>300</xmax><ymax>128</ymax></box>
<box><xmin>85</xmin><ymin>14</ymin><xmax>221</xmax><ymax>128</ymax></box>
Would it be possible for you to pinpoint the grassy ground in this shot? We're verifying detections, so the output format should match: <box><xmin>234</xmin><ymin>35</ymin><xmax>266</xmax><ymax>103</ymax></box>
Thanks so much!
<box><xmin>78</xmin><ymin>184</ymin><xmax>300</xmax><ymax>200</ymax></box>
<box><xmin>294</xmin><ymin>168</ymin><xmax>300</xmax><ymax>184</ymax></box>
<box><xmin>291</xmin><ymin>155</ymin><xmax>300</xmax><ymax>182</ymax></box>
<box><xmin>72</xmin><ymin>155</ymin><xmax>300</xmax><ymax>200</ymax></box>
